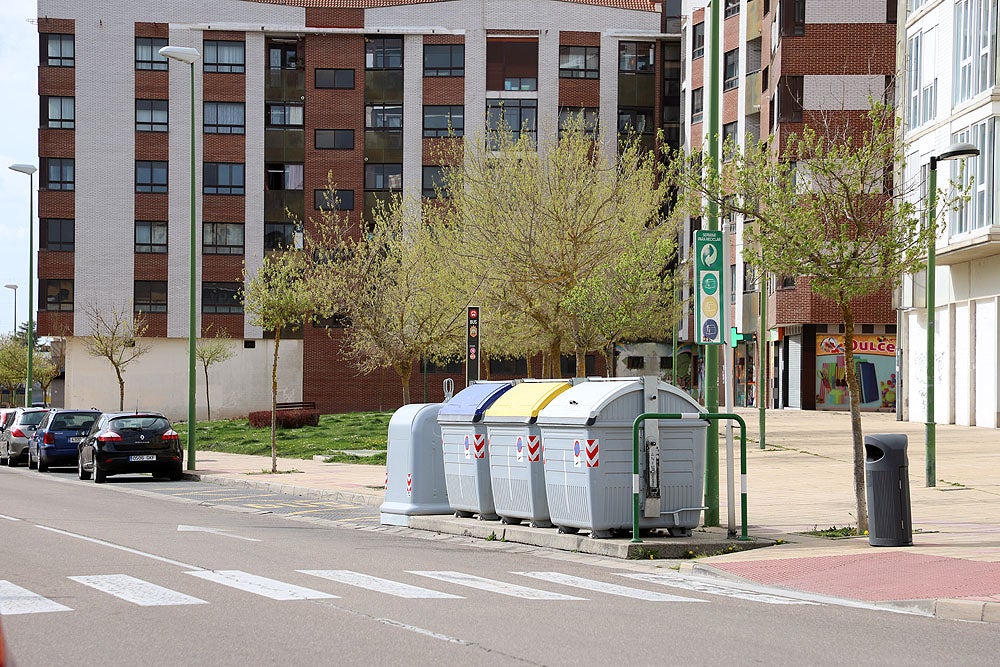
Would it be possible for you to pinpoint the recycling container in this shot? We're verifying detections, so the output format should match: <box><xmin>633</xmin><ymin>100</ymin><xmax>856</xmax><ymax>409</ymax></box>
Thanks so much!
<box><xmin>864</xmin><ymin>434</ymin><xmax>912</xmax><ymax>547</ymax></box>
<box><xmin>380</xmin><ymin>403</ymin><xmax>450</xmax><ymax>526</ymax></box>
<box><xmin>483</xmin><ymin>380</ymin><xmax>572</xmax><ymax>527</ymax></box>
<box><xmin>537</xmin><ymin>378</ymin><xmax>707</xmax><ymax>538</ymax></box>
<box><xmin>438</xmin><ymin>381</ymin><xmax>514</xmax><ymax>520</ymax></box>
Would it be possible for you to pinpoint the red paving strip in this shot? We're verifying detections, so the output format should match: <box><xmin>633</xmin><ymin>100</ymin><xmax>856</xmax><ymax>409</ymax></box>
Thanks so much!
<box><xmin>712</xmin><ymin>553</ymin><xmax>1000</xmax><ymax>602</ymax></box>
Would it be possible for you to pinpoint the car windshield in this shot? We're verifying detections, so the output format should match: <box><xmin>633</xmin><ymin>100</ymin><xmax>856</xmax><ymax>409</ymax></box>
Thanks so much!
<box><xmin>50</xmin><ymin>413</ymin><xmax>100</xmax><ymax>431</ymax></box>
<box><xmin>110</xmin><ymin>416</ymin><xmax>169</xmax><ymax>431</ymax></box>
<box><xmin>19</xmin><ymin>411</ymin><xmax>47</xmax><ymax>427</ymax></box>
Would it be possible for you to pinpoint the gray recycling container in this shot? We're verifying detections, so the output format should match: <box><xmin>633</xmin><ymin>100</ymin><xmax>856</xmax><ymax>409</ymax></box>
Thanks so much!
<box><xmin>380</xmin><ymin>403</ymin><xmax>450</xmax><ymax>526</ymax></box>
<box><xmin>537</xmin><ymin>378</ymin><xmax>707</xmax><ymax>538</ymax></box>
<box><xmin>864</xmin><ymin>434</ymin><xmax>912</xmax><ymax>547</ymax></box>
<box><xmin>483</xmin><ymin>380</ymin><xmax>572</xmax><ymax>528</ymax></box>
<box><xmin>438</xmin><ymin>381</ymin><xmax>514</xmax><ymax>520</ymax></box>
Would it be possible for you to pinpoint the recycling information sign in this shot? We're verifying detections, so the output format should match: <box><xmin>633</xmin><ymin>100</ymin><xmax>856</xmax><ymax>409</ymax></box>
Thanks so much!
<box><xmin>694</xmin><ymin>230</ymin><xmax>724</xmax><ymax>345</ymax></box>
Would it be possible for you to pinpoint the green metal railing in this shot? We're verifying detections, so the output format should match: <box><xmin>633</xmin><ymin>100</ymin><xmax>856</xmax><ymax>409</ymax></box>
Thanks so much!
<box><xmin>631</xmin><ymin>412</ymin><xmax>749</xmax><ymax>543</ymax></box>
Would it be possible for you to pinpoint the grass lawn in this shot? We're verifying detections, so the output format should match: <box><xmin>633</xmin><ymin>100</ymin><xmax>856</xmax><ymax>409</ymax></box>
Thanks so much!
<box><xmin>173</xmin><ymin>412</ymin><xmax>392</xmax><ymax>464</ymax></box>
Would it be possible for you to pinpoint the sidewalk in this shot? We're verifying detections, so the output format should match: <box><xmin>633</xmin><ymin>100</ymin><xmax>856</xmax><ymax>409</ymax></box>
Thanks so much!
<box><xmin>184</xmin><ymin>409</ymin><xmax>1000</xmax><ymax>623</ymax></box>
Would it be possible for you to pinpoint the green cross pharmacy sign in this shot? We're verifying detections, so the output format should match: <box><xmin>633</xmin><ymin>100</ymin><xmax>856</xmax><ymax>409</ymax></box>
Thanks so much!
<box><xmin>694</xmin><ymin>229</ymin><xmax>724</xmax><ymax>345</ymax></box>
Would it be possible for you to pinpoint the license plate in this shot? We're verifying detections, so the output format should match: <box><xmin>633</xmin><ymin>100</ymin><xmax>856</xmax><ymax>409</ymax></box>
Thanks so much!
<box><xmin>129</xmin><ymin>455</ymin><xmax>156</xmax><ymax>462</ymax></box>
<box><xmin>70</xmin><ymin>436</ymin><xmax>83</xmax><ymax>443</ymax></box>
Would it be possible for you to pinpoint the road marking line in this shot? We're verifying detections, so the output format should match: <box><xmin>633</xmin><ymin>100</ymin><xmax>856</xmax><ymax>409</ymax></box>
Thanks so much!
<box><xmin>185</xmin><ymin>570</ymin><xmax>338</xmax><ymax>601</ymax></box>
<box><xmin>0</xmin><ymin>514</ymin><xmax>20</xmax><ymax>521</ymax></box>
<box><xmin>68</xmin><ymin>575</ymin><xmax>208</xmax><ymax>607</ymax></box>
<box><xmin>299</xmin><ymin>570</ymin><xmax>463</xmax><ymax>599</ymax></box>
<box><xmin>619</xmin><ymin>573</ymin><xmax>819</xmax><ymax>605</ymax></box>
<box><xmin>177</xmin><ymin>525</ymin><xmax>261</xmax><ymax>542</ymax></box>
<box><xmin>0</xmin><ymin>581</ymin><xmax>73</xmax><ymax>615</ymax></box>
<box><xmin>409</xmin><ymin>571</ymin><xmax>585</xmax><ymax>600</ymax></box>
<box><xmin>35</xmin><ymin>525</ymin><xmax>203</xmax><ymax>570</ymax></box>
<box><xmin>515</xmin><ymin>572</ymin><xmax>704</xmax><ymax>602</ymax></box>
<box><xmin>284</xmin><ymin>507</ymin><xmax>353</xmax><ymax>516</ymax></box>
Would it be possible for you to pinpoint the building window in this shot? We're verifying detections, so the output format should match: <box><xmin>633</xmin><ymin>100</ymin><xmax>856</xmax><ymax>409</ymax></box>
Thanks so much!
<box><xmin>489</xmin><ymin>357</ymin><xmax>528</xmax><ymax>376</ymax></box>
<box><xmin>204</xmin><ymin>41</ymin><xmax>245</xmax><ymax>73</ymax></box>
<box><xmin>41</xmin><ymin>219</ymin><xmax>74</xmax><ymax>251</ymax></box>
<box><xmin>203</xmin><ymin>222</ymin><xmax>245</xmax><ymax>255</ymax></box>
<box><xmin>135</xmin><ymin>220</ymin><xmax>168</xmax><ymax>254</ymax></box>
<box><xmin>41</xmin><ymin>33</ymin><xmax>74</xmax><ymax>67</ymax></box>
<box><xmin>951</xmin><ymin>118</ymin><xmax>995</xmax><ymax>234</ymax></box>
<box><xmin>780</xmin><ymin>0</ymin><xmax>806</xmax><ymax>37</ymax></box>
<box><xmin>486</xmin><ymin>39</ymin><xmax>538</xmax><ymax>91</ymax></box>
<box><xmin>134</xmin><ymin>281</ymin><xmax>167</xmax><ymax>313</ymax></box>
<box><xmin>422</xmin><ymin>166</ymin><xmax>448</xmax><ymax>198</ymax></box>
<box><xmin>423</xmin><ymin>106</ymin><xmax>464</xmax><ymax>137</ymax></box>
<box><xmin>424</xmin><ymin>44</ymin><xmax>464</xmax><ymax>77</ymax></box>
<box><xmin>626</xmin><ymin>356</ymin><xmax>645</xmax><ymax>370</ymax></box>
<box><xmin>364</xmin><ymin>164</ymin><xmax>403</xmax><ymax>191</ymax></box>
<box><xmin>954</xmin><ymin>0</ymin><xmax>997</xmax><ymax>105</ymax></box>
<box><xmin>487</xmin><ymin>99</ymin><xmax>537</xmax><ymax>144</ymax></box>
<box><xmin>906</xmin><ymin>31</ymin><xmax>936</xmax><ymax>129</ymax></box>
<box><xmin>725</xmin><ymin>0</ymin><xmax>740</xmax><ymax>18</ymax></box>
<box><xmin>722</xmin><ymin>121</ymin><xmax>739</xmax><ymax>160</ymax></box>
<box><xmin>559</xmin><ymin>46</ymin><xmax>599</xmax><ymax>79</ymax></box>
<box><xmin>619</xmin><ymin>41</ymin><xmax>655</xmax><ymax>72</ymax></box>
<box><xmin>366</xmin><ymin>37</ymin><xmax>403</xmax><ymax>69</ymax></box>
<box><xmin>617</xmin><ymin>108</ymin><xmax>653</xmax><ymax>135</ymax></box>
<box><xmin>692</xmin><ymin>23</ymin><xmax>705</xmax><ymax>60</ymax></box>
<box><xmin>202</xmin><ymin>282</ymin><xmax>243</xmax><ymax>314</ymax></box>
<box><xmin>366</xmin><ymin>105</ymin><xmax>403</xmax><ymax>130</ymax></box>
<box><xmin>315</xmin><ymin>68</ymin><xmax>354</xmax><ymax>89</ymax></box>
<box><xmin>314</xmin><ymin>189</ymin><xmax>355</xmax><ymax>211</ymax></box>
<box><xmin>506</xmin><ymin>76</ymin><xmax>537</xmax><ymax>92</ymax></box>
<box><xmin>268</xmin><ymin>41</ymin><xmax>300</xmax><ymax>70</ymax></box>
<box><xmin>135</xmin><ymin>99</ymin><xmax>168</xmax><ymax>132</ymax></box>
<box><xmin>41</xmin><ymin>280</ymin><xmax>74</xmax><ymax>311</ymax></box>
<box><xmin>41</xmin><ymin>96</ymin><xmax>74</xmax><ymax>129</ymax></box>
<box><xmin>777</xmin><ymin>75</ymin><xmax>803</xmax><ymax>122</ymax></box>
<box><xmin>264</xmin><ymin>222</ymin><xmax>295</xmax><ymax>251</ymax></box>
<box><xmin>315</xmin><ymin>129</ymin><xmax>355</xmax><ymax>150</ymax></box>
<box><xmin>44</xmin><ymin>158</ymin><xmax>75</xmax><ymax>191</ymax></box>
<box><xmin>135</xmin><ymin>161</ymin><xmax>167</xmax><ymax>193</ymax></box>
<box><xmin>265</xmin><ymin>163</ymin><xmax>304</xmax><ymax>190</ymax></box>
<box><xmin>780</xmin><ymin>275</ymin><xmax>796</xmax><ymax>289</ymax></box>
<box><xmin>558</xmin><ymin>107</ymin><xmax>599</xmax><ymax>137</ymax></box>
<box><xmin>135</xmin><ymin>37</ymin><xmax>168</xmax><ymax>71</ymax></box>
<box><xmin>204</xmin><ymin>102</ymin><xmax>245</xmax><ymax>134</ymax></box>
<box><xmin>723</xmin><ymin>48</ymin><xmax>740</xmax><ymax>91</ymax></box>
<box><xmin>691</xmin><ymin>87</ymin><xmax>704</xmax><ymax>123</ymax></box>
<box><xmin>204</xmin><ymin>163</ymin><xmax>245</xmax><ymax>196</ymax></box>
<box><xmin>266</xmin><ymin>103</ymin><xmax>304</xmax><ymax>127</ymax></box>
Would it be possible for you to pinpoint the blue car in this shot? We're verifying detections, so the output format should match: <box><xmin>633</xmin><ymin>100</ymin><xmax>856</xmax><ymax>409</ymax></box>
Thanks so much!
<box><xmin>28</xmin><ymin>409</ymin><xmax>101</xmax><ymax>472</ymax></box>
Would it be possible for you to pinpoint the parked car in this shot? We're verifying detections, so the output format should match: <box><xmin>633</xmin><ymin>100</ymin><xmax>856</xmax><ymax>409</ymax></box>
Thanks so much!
<box><xmin>78</xmin><ymin>412</ymin><xmax>183</xmax><ymax>483</ymax></box>
<box><xmin>28</xmin><ymin>409</ymin><xmax>101</xmax><ymax>472</ymax></box>
<box><xmin>0</xmin><ymin>407</ymin><xmax>49</xmax><ymax>467</ymax></box>
<box><xmin>0</xmin><ymin>408</ymin><xmax>17</xmax><ymax>433</ymax></box>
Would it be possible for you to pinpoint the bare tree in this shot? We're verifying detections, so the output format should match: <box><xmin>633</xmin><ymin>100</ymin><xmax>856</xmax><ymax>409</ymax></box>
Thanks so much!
<box><xmin>195</xmin><ymin>328</ymin><xmax>236</xmax><ymax>421</ymax></box>
<box><xmin>81</xmin><ymin>304</ymin><xmax>150</xmax><ymax>410</ymax></box>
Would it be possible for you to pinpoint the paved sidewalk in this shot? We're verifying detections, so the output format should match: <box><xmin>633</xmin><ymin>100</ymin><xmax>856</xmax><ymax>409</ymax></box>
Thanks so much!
<box><xmin>184</xmin><ymin>408</ymin><xmax>1000</xmax><ymax>623</ymax></box>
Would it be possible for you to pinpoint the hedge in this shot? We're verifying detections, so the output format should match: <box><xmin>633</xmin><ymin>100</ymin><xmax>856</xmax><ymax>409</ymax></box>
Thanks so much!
<box><xmin>248</xmin><ymin>409</ymin><xmax>321</xmax><ymax>429</ymax></box>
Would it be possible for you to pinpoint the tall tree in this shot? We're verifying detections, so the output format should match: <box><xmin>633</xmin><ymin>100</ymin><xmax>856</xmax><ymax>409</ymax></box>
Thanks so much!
<box><xmin>195</xmin><ymin>328</ymin><xmax>236</xmax><ymax>421</ymax></box>
<box><xmin>81</xmin><ymin>304</ymin><xmax>150</xmax><ymax>410</ymax></box>
<box><xmin>0</xmin><ymin>335</ymin><xmax>27</xmax><ymax>404</ymax></box>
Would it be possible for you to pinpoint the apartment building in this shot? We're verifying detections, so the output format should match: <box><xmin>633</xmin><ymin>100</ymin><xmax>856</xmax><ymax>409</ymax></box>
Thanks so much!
<box><xmin>35</xmin><ymin>0</ymin><xmax>683</xmax><ymax>418</ymax></box>
<box><xmin>898</xmin><ymin>0</ymin><xmax>1000</xmax><ymax>428</ymax></box>
<box><xmin>681</xmin><ymin>0</ymin><xmax>898</xmax><ymax>411</ymax></box>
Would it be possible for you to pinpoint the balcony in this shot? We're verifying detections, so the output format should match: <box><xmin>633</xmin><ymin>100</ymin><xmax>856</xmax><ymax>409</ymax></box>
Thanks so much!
<box><xmin>264</xmin><ymin>128</ymin><xmax>305</xmax><ymax>163</ymax></box>
<box><xmin>744</xmin><ymin>70</ymin><xmax>762</xmax><ymax>114</ymax></box>
<box><xmin>365</xmin><ymin>70</ymin><xmax>404</xmax><ymax>105</ymax></box>
<box><xmin>265</xmin><ymin>190</ymin><xmax>305</xmax><ymax>223</ymax></box>
<box><xmin>264</xmin><ymin>69</ymin><xmax>305</xmax><ymax>102</ymax></box>
<box><xmin>364</xmin><ymin>130</ymin><xmax>404</xmax><ymax>164</ymax></box>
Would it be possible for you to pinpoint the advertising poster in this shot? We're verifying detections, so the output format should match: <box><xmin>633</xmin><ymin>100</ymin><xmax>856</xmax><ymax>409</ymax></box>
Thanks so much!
<box><xmin>815</xmin><ymin>334</ymin><xmax>896</xmax><ymax>411</ymax></box>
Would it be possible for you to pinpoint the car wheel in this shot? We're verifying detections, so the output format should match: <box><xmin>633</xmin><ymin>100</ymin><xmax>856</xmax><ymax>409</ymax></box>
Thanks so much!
<box><xmin>77</xmin><ymin>453</ymin><xmax>91</xmax><ymax>480</ymax></box>
<box><xmin>6</xmin><ymin>447</ymin><xmax>17</xmax><ymax>467</ymax></box>
<box><xmin>168</xmin><ymin>464</ymin><xmax>184</xmax><ymax>482</ymax></box>
<box><xmin>37</xmin><ymin>452</ymin><xmax>49</xmax><ymax>473</ymax></box>
<box><xmin>27</xmin><ymin>449</ymin><xmax>37</xmax><ymax>470</ymax></box>
<box><xmin>0</xmin><ymin>444</ymin><xmax>7</xmax><ymax>466</ymax></box>
<box><xmin>93</xmin><ymin>460</ymin><xmax>107</xmax><ymax>484</ymax></box>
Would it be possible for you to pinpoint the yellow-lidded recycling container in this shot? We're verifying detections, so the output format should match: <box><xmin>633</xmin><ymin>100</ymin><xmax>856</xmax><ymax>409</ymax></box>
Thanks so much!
<box><xmin>483</xmin><ymin>380</ymin><xmax>571</xmax><ymax>527</ymax></box>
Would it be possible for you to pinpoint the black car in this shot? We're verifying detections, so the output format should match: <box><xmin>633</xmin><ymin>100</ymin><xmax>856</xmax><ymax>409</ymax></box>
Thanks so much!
<box><xmin>78</xmin><ymin>412</ymin><xmax>184</xmax><ymax>483</ymax></box>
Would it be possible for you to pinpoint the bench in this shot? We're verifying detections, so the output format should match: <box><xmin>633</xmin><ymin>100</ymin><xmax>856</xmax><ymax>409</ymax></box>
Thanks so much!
<box><xmin>276</xmin><ymin>401</ymin><xmax>317</xmax><ymax>411</ymax></box>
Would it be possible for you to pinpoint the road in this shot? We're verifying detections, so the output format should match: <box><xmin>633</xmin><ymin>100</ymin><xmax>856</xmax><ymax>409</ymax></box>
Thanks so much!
<box><xmin>2</xmin><ymin>466</ymin><xmax>999</xmax><ymax>666</ymax></box>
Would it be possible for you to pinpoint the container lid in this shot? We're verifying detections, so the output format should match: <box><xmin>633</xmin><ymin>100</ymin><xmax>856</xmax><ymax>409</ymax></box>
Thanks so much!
<box><xmin>484</xmin><ymin>381</ymin><xmax>571</xmax><ymax>421</ymax></box>
<box><xmin>437</xmin><ymin>381</ymin><xmax>514</xmax><ymax>423</ymax></box>
<box><xmin>537</xmin><ymin>379</ymin><xmax>641</xmax><ymax>425</ymax></box>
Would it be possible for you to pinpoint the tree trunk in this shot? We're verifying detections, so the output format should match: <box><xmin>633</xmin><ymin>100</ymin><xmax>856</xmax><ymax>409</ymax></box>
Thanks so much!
<box><xmin>116</xmin><ymin>368</ymin><xmax>126</xmax><ymax>411</ymax></box>
<box><xmin>399</xmin><ymin>366</ymin><xmax>411</xmax><ymax>405</ymax></box>
<box><xmin>271</xmin><ymin>330</ymin><xmax>281</xmax><ymax>474</ymax></box>
<box><xmin>547</xmin><ymin>338</ymin><xmax>561</xmax><ymax>379</ymax></box>
<box><xmin>203</xmin><ymin>364</ymin><xmax>212</xmax><ymax>421</ymax></box>
<box><xmin>575</xmin><ymin>347</ymin><xmax>586</xmax><ymax>378</ymax></box>
<box><xmin>841</xmin><ymin>301</ymin><xmax>869</xmax><ymax>533</ymax></box>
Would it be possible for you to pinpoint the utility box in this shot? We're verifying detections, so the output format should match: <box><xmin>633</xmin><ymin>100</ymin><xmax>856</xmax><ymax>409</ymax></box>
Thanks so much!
<box><xmin>380</xmin><ymin>403</ymin><xmax>450</xmax><ymax>526</ymax></box>
<box><xmin>537</xmin><ymin>378</ymin><xmax>707</xmax><ymax>538</ymax></box>
<box><xmin>438</xmin><ymin>381</ymin><xmax>514</xmax><ymax>520</ymax></box>
<box><xmin>865</xmin><ymin>434</ymin><xmax>912</xmax><ymax>547</ymax></box>
<box><xmin>484</xmin><ymin>380</ymin><xmax>572</xmax><ymax>527</ymax></box>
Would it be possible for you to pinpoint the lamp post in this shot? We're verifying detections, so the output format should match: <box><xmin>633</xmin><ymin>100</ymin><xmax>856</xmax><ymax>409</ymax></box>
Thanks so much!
<box><xmin>925</xmin><ymin>142</ymin><xmax>979</xmax><ymax>488</ymax></box>
<box><xmin>8</xmin><ymin>164</ymin><xmax>37</xmax><ymax>407</ymax></box>
<box><xmin>4</xmin><ymin>284</ymin><xmax>17</xmax><ymax>333</ymax></box>
<box><xmin>159</xmin><ymin>45</ymin><xmax>201</xmax><ymax>471</ymax></box>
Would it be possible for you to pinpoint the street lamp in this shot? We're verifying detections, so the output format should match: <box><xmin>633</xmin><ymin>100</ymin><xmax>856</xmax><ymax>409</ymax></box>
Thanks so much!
<box><xmin>925</xmin><ymin>142</ymin><xmax>979</xmax><ymax>488</ymax></box>
<box><xmin>159</xmin><ymin>45</ymin><xmax>201</xmax><ymax>470</ymax></box>
<box><xmin>8</xmin><ymin>164</ymin><xmax>37</xmax><ymax>407</ymax></box>
<box><xmin>4</xmin><ymin>284</ymin><xmax>17</xmax><ymax>333</ymax></box>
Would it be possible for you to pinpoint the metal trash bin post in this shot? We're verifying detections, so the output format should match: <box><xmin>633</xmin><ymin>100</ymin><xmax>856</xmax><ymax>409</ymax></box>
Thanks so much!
<box><xmin>864</xmin><ymin>434</ymin><xmax>912</xmax><ymax>547</ymax></box>
<box><xmin>380</xmin><ymin>403</ymin><xmax>450</xmax><ymax>526</ymax></box>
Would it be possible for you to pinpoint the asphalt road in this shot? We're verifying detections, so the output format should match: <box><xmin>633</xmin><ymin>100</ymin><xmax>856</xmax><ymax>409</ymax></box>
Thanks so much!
<box><xmin>2</xmin><ymin>466</ymin><xmax>999</xmax><ymax>666</ymax></box>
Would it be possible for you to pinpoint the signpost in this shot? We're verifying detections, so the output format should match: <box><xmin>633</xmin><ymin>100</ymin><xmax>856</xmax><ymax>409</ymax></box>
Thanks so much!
<box><xmin>695</xmin><ymin>230</ymin><xmax>725</xmax><ymax>346</ymax></box>
<box><xmin>466</xmin><ymin>306</ymin><xmax>480</xmax><ymax>387</ymax></box>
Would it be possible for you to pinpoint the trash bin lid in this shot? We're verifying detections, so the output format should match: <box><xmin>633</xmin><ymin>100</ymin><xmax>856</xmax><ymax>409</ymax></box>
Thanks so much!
<box><xmin>484</xmin><ymin>380</ymin><xmax>571</xmax><ymax>423</ymax></box>
<box><xmin>537</xmin><ymin>379</ymin><xmax>641</xmax><ymax>426</ymax></box>
<box><xmin>437</xmin><ymin>381</ymin><xmax>514</xmax><ymax>423</ymax></box>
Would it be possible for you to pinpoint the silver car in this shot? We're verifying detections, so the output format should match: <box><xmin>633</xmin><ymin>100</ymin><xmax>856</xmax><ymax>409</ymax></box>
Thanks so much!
<box><xmin>0</xmin><ymin>407</ymin><xmax>49</xmax><ymax>467</ymax></box>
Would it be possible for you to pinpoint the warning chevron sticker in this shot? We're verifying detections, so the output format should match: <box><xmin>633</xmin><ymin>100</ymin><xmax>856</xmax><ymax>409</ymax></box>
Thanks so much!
<box><xmin>473</xmin><ymin>434</ymin><xmax>487</xmax><ymax>459</ymax></box>
<box><xmin>585</xmin><ymin>439</ymin><xmax>599</xmax><ymax>468</ymax></box>
<box><xmin>527</xmin><ymin>435</ymin><xmax>541</xmax><ymax>462</ymax></box>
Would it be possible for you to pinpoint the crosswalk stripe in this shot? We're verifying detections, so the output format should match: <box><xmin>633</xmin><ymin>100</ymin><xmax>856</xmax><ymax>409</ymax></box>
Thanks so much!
<box><xmin>298</xmin><ymin>570</ymin><xmax>463</xmax><ymax>599</ymax></box>
<box><xmin>619</xmin><ymin>573</ymin><xmax>819</xmax><ymax>605</ymax></box>
<box><xmin>0</xmin><ymin>580</ymin><xmax>73</xmax><ymax>615</ymax></box>
<box><xmin>409</xmin><ymin>571</ymin><xmax>585</xmax><ymax>600</ymax></box>
<box><xmin>514</xmin><ymin>572</ymin><xmax>705</xmax><ymax>602</ymax></box>
<box><xmin>69</xmin><ymin>575</ymin><xmax>208</xmax><ymax>607</ymax></box>
<box><xmin>185</xmin><ymin>570</ymin><xmax>338</xmax><ymax>601</ymax></box>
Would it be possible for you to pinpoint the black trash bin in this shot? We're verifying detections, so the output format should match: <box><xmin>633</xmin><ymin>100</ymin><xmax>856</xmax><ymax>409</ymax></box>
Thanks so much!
<box><xmin>864</xmin><ymin>434</ymin><xmax>912</xmax><ymax>547</ymax></box>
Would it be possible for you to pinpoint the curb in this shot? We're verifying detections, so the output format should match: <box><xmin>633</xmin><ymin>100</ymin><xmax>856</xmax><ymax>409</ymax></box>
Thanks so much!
<box><xmin>182</xmin><ymin>471</ymin><xmax>384</xmax><ymax>508</ymax></box>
